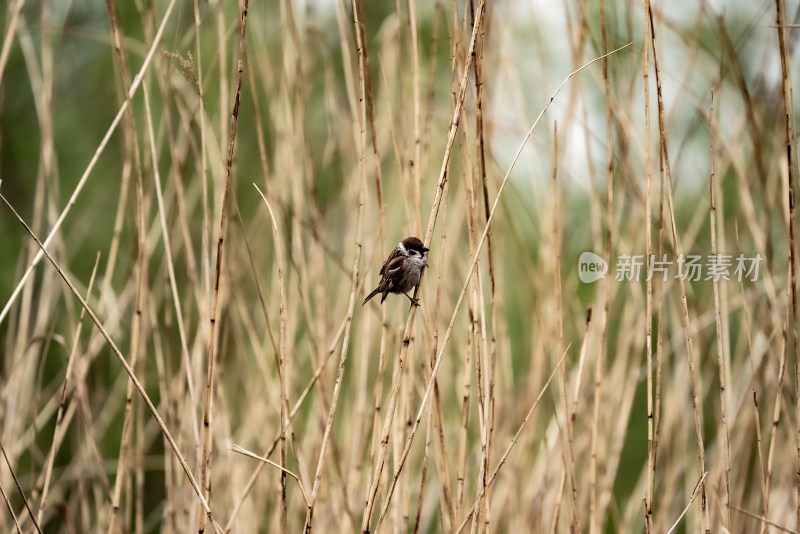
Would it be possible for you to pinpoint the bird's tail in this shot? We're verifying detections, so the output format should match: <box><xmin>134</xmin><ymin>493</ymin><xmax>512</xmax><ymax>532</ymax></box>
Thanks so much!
<box><xmin>362</xmin><ymin>288</ymin><xmax>380</xmax><ymax>305</ymax></box>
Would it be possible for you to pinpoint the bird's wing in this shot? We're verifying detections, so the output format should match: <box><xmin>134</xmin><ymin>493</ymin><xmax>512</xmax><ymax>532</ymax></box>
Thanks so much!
<box><xmin>379</xmin><ymin>249</ymin><xmax>401</xmax><ymax>276</ymax></box>
<box><xmin>383</xmin><ymin>255</ymin><xmax>405</xmax><ymax>275</ymax></box>
<box><xmin>381</xmin><ymin>256</ymin><xmax>406</xmax><ymax>291</ymax></box>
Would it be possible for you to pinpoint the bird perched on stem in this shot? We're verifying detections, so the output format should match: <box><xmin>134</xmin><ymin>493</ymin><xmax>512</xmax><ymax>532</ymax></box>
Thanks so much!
<box><xmin>363</xmin><ymin>236</ymin><xmax>429</xmax><ymax>306</ymax></box>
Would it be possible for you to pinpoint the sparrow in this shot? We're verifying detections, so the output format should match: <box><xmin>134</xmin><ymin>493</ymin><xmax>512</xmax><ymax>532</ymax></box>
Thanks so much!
<box><xmin>363</xmin><ymin>236</ymin><xmax>430</xmax><ymax>306</ymax></box>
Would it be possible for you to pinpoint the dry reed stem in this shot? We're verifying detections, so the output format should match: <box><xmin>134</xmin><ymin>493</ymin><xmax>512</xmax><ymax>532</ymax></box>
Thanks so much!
<box><xmin>549</xmin><ymin>125</ymin><xmax>567</xmax><ymax>534</ymax></box>
<box><xmin>0</xmin><ymin>193</ymin><xmax>223</xmax><ymax>533</ymax></box>
<box><xmin>198</xmin><ymin>2</ymin><xmax>250</xmax><ymax>531</ymax></box>
<box><xmin>353</xmin><ymin>5</ymin><xmax>389</xmax><ymax>478</ymax></box>
<box><xmin>765</xmin><ymin>298</ymin><xmax>790</xmax><ymax>522</ymax></box>
<box><xmin>215</xmin><ymin>2</ymin><xmax>228</xmax><ymax>151</ymax></box>
<box><xmin>283</xmin><ymin>0</ymin><xmax>322</xmax><ymax>235</ymax></box>
<box><xmin>593</xmin><ymin>1</ymin><xmax>613</xmax><ymax>531</ymax></box>
<box><xmin>422</xmin><ymin>1</ymin><xmax>443</xmax><ymax>175</ymax></box>
<box><xmin>569</xmin><ymin>310</ymin><xmax>592</xmax><ymax>529</ymax></box>
<box><xmin>716</xmin><ymin>18</ymin><xmax>767</xmax><ymax>187</ymax></box>
<box><xmin>414</xmin><ymin>194</ymin><xmax>454</xmax><ymax>532</ymax></box>
<box><xmin>550</xmin><ymin>121</ymin><xmax>580</xmax><ymax>532</ymax></box>
<box><xmin>643</xmin><ymin>1</ymin><xmax>654</xmax><ymax>530</ymax></box>
<box><xmin>773</xmin><ymin>0</ymin><xmax>800</xmax><ymax>526</ymax></box>
<box><xmin>571</xmin><ymin>310</ymin><xmax>593</xmax><ymax>426</ymax></box>
<box><xmin>473</xmin><ymin>85</ymin><xmax>493</xmax><ymax>534</ymax></box>
<box><xmin>648</xmin><ymin>5</ymin><xmax>709</xmax><ymax>530</ymax></box>
<box><xmin>193</xmin><ymin>0</ymin><xmax>211</xmax><ymax>310</ymax></box>
<box><xmin>459</xmin><ymin>34</ymin><xmax>484</xmax><ymax>534</ymax></box>
<box><xmin>550</xmin><ymin>428</ymin><xmax>567</xmax><ymax>533</ymax></box>
<box><xmin>735</xmin><ymin>224</ymin><xmax>768</xmax><ymax>531</ymax></box>
<box><xmin>470</xmin><ymin>294</ymin><xmax>487</xmax><ymax>534</ymax></box>
<box><xmin>234</xmin><ymin>201</ymin><xmax>279</xmax><ymax>361</ymax></box>
<box><xmin>413</xmin><ymin>407</ymin><xmax>433</xmax><ymax>534</ymax></box>
<box><xmin>431</xmin><ymin>181</ymin><xmax>456</xmax><ymax>532</ymax></box>
<box><xmin>408</xmin><ymin>0</ymin><xmax>423</xmax><ymax>236</ymax></box>
<box><xmin>652</xmin><ymin>145</ymin><xmax>667</xmax><ymax>533</ymax></box>
<box><xmin>252</xmin><ymin>183</ymin><xmax>291</xmax><ymax>529</ymax></box>
<box><xmin>707</xmin><ymin>92</ymin><xmax>732</xmax><ymax>528</ymax></box>
<box><xmin>456</xmin><ymin>292</ymin><xmax>472</xmax><ymax>523</ymax></box>
<box><xmin>361</xmin><ymin>59</ymin><xmax>395</xmax><ymax>525</ymax></box>
<box><xmin>471</xmin><ymin>9</ymin><xmax>497</xmax><ymax>531</ymax></box>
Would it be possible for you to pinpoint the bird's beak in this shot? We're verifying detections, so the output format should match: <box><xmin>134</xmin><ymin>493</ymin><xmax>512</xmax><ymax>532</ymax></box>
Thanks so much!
<box><xmin>421</xmin><ymin>246</ymin><xmax>430</xmax><ymax>252</ymax></box>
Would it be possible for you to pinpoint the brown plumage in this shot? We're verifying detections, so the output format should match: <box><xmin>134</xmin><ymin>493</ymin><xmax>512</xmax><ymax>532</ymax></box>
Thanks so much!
<box><xmin>363</xmin><ymin>236</ymin><xmax>430</xmax><ymax>306</ymax></box>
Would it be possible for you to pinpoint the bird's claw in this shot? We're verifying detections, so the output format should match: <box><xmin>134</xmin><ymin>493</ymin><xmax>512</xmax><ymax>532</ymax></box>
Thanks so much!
<box><xmin>405</xmin><ymin>293</ymin><xmax>421</xmax><ymax>307</ymax></box>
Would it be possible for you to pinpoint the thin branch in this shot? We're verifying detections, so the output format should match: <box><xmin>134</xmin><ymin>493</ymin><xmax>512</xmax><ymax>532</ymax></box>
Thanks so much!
<box><xmin>729</xmin><ymin>504</ymin><xmax>799</xmax><ymax>534</ymax></box>
<box><xmin>666</xmin><ymin>472</ymin><xmax>708</xmax><ymax>534</ymax></box>
<box><xmin>230</xmin><ymin>445</ymin><xmax>310</xmax><ymax>506</ymax></box>
<box><xmin>0</xmin><ymin>438</ymin><xmax>42</xmax><ymax>534</ymax></box>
